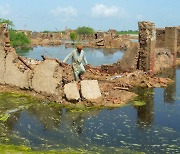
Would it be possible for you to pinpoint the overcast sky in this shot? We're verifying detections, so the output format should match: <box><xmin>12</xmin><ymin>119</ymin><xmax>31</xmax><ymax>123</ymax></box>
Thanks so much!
<box><xmin>0</xmin><ymin>0</ymin><xmax>179</xmax><ymax>31</ymax></box>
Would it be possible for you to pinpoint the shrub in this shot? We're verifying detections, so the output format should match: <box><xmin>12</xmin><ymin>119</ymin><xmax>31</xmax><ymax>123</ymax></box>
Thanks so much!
<box><xmin>9</xmin><ymin>30</ymin><xmax>31</xmax><ymax>48</ymax></box>
<box><xmin>76</xmin><ymin>26</ymin><xmax>95</xmax><ymax>35</ymax></box>
<box><xmin>70</xmin><ymin>32</ymin><xmax>78</xmax><ymax>42</ymax></box>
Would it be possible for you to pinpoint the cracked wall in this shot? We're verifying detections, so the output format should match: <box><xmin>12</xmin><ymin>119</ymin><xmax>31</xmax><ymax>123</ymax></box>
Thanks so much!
<box><xmin>0</xmin><ymin>24</ymin><xmax>63</xmax><ymax>102</ymax></box>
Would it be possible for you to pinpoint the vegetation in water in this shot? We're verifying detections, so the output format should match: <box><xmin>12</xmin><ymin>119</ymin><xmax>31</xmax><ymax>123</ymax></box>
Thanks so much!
<box><xmin>0</xmin><ymin>92</ymin><xmax>40</xmax><ymax>122</ymax></box>
<box><xmin>131</xmin><ymin>88</ymin><xmax>154</xmax><ymax>107</ymax></box>
<box><xmin>133</xmin><ymin>100</ymin><xmax>146</xmax><ymax>106</ymax></box>
<box><xmin>0</xmin><ymin>143</ymin><xmax>145</xmax><ymax>154</ymax></box>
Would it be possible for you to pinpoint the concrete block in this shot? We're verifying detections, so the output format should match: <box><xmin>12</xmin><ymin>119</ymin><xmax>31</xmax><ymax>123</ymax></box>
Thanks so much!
<box><xmin>64</xmin><ymin>82</ymin><xmax>80</xmax><ymax>101</ymax></box>
<box><xmin>81</xmin><ymin>80</ymin><xmax>102</xmax><ymax>101</ymax></box>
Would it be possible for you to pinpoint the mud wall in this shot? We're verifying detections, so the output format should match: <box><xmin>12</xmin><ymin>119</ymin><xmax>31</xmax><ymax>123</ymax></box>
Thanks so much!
<box><xmin>31</xmin><ymin>32</ymin><xmax>63</xmax><ymax>39</ymax></box>
<box><xmin>0</xmin><ymin>24</ymin><xmax>63</xmax><ymax>102</ymax></box>
<box><xmin>156</xmin><ymin>27</ymin><xmax>180</xmax><ymax>48</ymax></box>
<box><xmin>165</xmin><ymin>27</ymin><xmax>177</xmax><ymax>67</ymax></box>
<box><xmin>156</xmin><ymin>28</ymin><xmax>165</xmax><ymax>48</ymax></box>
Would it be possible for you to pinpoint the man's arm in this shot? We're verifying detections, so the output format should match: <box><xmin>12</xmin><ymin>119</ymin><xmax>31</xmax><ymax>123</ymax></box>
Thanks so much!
<box><xmin>83</xmin><ymin>54</ymin><xmax>88</xmax><ymax>65</ymax></box>
<box><xmin>63</xmin><ymin>51</ymin><xmax>73</xmax><ymax>63</ymax></box>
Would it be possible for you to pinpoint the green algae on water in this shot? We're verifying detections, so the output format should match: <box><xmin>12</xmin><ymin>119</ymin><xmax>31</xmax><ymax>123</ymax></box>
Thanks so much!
<box><xmin>133</xmin><ymin>100</ymin><xmax>146</xmax><ymax>106</ymax></box>
<box><xmin>0</xmin><ymin>144</ymin><xmax>145</xmax><ymax>154</ymax></box>
<box><xmin>0</xmin><ymin>113</ymin><xmax>10</xmax><ymax>122</ymax></box>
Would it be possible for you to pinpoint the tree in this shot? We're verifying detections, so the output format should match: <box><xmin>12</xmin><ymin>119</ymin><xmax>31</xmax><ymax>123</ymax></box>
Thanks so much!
<box><xmin>9</xmin><ymin>30</ymin><xmax>31</xmax><ymax>48</ymax></box>
<box><xmin>0</xmin><ymin>18</ymin><xmax>14</xmax><ymax>29</ymax></box>
<box><xmin>70</xmin><ymin>32</ymin><xmax>77</xmax><ymax>42</ymax></box>
<box><xmin>76</xmin><ymin>26</ymin><xmax>95</xmax><ymax>35</ymax></box>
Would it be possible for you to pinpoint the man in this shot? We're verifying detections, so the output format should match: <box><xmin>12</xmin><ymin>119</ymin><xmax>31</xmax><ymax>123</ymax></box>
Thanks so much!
<box><xmin>63</xmin><ymin>45</ymin><xmax>88</xmax><ymax>81</ymax></box>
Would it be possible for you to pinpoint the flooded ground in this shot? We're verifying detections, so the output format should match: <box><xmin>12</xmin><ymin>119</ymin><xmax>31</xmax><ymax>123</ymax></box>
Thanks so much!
<box><xmin>0</xmin><ymin>46</ymin><xmax>179</xmax><ymax>153</ymax></box>
<box><xmin>16</xmin><ymin>45</ymin><xmax>124</xmax><ymax>66</ymax></box>
<box><xmin>0</xmin><ymin>68</ymin><xmax>179</xmax><ymax>153</ymax></box>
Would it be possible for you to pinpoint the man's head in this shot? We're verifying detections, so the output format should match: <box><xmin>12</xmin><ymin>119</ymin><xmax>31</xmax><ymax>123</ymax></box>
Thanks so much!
<box><xmin>76</xmin><ymin>44</ymin><xmax>83</xmax><ymax>52</ymax></box>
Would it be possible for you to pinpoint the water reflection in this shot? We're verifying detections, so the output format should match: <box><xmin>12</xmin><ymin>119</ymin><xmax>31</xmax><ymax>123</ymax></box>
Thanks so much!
<box><xmin>136</xmin><ymin>96</ymin><xmax>154</xmax><ymax>127</ymax></box>
<box><xmin>16</xmin><ymin>45</ymin><xmax>124</xmax><ymax>66</ymax></box>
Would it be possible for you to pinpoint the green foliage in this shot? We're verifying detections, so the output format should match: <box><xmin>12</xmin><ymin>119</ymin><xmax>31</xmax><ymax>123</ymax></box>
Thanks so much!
<box><xmin>76</xmin><ymin>26</ymin><xmax>95</xmax><ymax>35</ymax></box>
<box><xmin>9</xmin><ymin>30</ymin><xmax>31</xmax><ymax>48</ymax></box>
<box><xmin>0</xmin><ymin>18</ymin><xmax>31</xmax><ymax>49</ymax></box>
<box><xmin>70</xmin><ymin>32</ymin><xmax>78</xmax><ymax>42</ymax></box>
<box><xmin>117</xmin><ymin>30</ymin><xmax>138</xmax><ymax>35</ymax></box>
<box><xmin>0</xmin><ymin>18</ymin><xmax>14</xmax><ymax>29</ymax></box>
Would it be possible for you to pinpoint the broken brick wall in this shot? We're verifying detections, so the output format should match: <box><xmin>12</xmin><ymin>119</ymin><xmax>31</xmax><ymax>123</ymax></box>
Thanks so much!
<box><xmin>156</xmin><ymin>27</ymin><xmax>180</xmax><ymax>52</ymax></box>
<box><xmin>138</xmin><ymin>21</ymin><xmax>156</xmax><ymax>75</ymax></box>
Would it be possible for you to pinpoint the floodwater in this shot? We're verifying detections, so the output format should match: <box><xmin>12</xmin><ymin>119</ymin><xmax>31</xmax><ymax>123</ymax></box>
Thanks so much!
<box><xmin>16</xmin><ymin>45</ymin><xmax>124</xmax><ymax>66</ymax></box>
<box><xmin>0</xmin><ymin>46</ymin><xmax>179</xmax><ymax>153</ymax></box>
<box><xmin>0</xmin><ymin>68</ymin><xmax>179</xmax><ymax>153</ymax></box>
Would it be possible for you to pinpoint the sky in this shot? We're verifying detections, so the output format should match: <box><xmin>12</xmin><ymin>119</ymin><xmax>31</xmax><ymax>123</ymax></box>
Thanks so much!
<box><xmin>0</xmin><ymin>0</ymin><xmax>180</xmax><ymax>32</ymax></box>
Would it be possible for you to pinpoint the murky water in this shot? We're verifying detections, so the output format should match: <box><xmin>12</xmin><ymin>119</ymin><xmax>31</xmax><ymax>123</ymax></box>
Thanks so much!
<box><xmin>0</xmin><ymin>68</ymin><xmax>179</xmax><ymax>153</ymax></box>
<box><xmin>16</xmin><ymin>45</ymin><xmax>124</xmax><ymax>66</ymax></box>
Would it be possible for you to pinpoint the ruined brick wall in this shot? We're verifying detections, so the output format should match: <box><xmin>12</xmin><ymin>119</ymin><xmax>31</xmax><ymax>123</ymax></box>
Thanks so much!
<box><xmin>156</xmin><ymin>28</ymin><xmax>165</xmax><ymax>48</ymax></box>
<box><xmin>165</xmin><ymin>27</ymin><xmax>177</xmax><ymax>67</ymax></box>
<box><xmin>138</xmin><ymin>21</ymin><xmax>156</xmax><ymax>75</ymax></box>
<box><xmin>156</xmin><ymin>27</ymin><xmax>180</xmax><ymax>48</ymax></box>
<box><xmin>31</xmin><ymin>32</ymin><xmax>62</xmax><ymax>39</ymax></box>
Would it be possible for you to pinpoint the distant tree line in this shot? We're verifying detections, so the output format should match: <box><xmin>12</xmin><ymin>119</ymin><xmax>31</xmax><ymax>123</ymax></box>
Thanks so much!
<box><xmin>117</xmin><ymin>30</ymin><xmax>138</xmax><ymax>35</ymax></box>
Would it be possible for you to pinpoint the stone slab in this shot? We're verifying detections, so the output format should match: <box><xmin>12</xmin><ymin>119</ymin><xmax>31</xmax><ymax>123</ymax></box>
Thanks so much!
<box><xmin>81</xmin><ymin>80</ymin><xmax>101</xmax><ymax>101</ymax></box>
<box><xmin>64</xmin><ymin>82</ymin><xmax>80</xmax><ymax>101</ymax></box>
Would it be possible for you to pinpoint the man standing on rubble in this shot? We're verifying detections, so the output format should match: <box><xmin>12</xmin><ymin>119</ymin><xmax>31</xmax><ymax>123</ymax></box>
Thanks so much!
<box><xmin>63</xmin><ymin>44</ymin><xmax>88</xmax><ymax>81</ymax></box>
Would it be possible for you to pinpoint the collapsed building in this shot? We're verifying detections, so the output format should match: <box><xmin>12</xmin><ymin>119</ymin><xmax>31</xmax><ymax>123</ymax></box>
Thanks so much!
<box><xmin>100</xmin><ymin>21</ymin><xmax>179</xmax><ymax>75</ymax></box>
<box><xmin>0</xmin><ymin>21</ymin><xmax>178</xmax><ymax>105</ymax></box>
